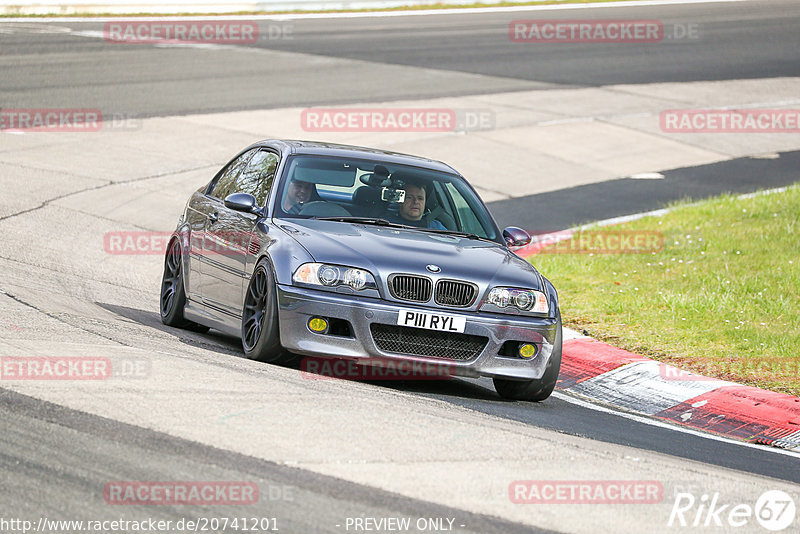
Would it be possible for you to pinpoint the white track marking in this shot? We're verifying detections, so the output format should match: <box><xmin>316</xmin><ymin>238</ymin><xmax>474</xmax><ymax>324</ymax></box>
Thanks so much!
<box><xmin>571</xmin><ymin>361</ymin><xmax>734</xmax><ymax>415</ymax></box>
<box><xmin>629</xmin><ymin>172</ymin><xmax>666</xmax><ymax>179</ymax></box>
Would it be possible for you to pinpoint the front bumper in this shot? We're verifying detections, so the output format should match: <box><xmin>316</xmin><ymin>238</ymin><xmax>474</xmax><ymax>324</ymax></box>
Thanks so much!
<box><xmin>276</xmin><ymin>284</ymin><xmax>560</xmax><ymax>380</ymax></box>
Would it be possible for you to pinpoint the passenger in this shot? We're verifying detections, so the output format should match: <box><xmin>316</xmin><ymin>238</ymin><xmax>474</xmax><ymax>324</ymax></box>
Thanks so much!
<box><xmin>387</xmin><ymin>180</ymin><xmax>446</xmax><ymax>230</ymax></box>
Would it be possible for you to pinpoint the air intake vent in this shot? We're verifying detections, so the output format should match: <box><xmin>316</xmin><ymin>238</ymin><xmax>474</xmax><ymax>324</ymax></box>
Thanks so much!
<box><xmin>435</xmin><ymin>280</ymin><xmax>477</xmax><ymax>307</ymax></box>
<box><xmin>389</xmin><ymin>275</ymin><xmax>432</xmax><ymax>303</ymax></box>
<box><xmin>370</xmin><ymin>324</ymin><xmax>487</xmax><ymax>361</ymax></box>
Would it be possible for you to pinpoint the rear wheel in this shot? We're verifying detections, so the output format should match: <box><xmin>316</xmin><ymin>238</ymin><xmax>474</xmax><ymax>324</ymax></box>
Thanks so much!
<box><xmin>493</xmin><ymin>315</ymin><xmax>562</xmax><ymax>402</ymax></box>
<box><xmin>242</xmin><ymin>259</ymin><xmax>293</xmax><ymax>364</ymax></box>
<box><xmin>160</xmin><ymin>239</ymin><xmax>209</xmax><ymax>333</ymax></box>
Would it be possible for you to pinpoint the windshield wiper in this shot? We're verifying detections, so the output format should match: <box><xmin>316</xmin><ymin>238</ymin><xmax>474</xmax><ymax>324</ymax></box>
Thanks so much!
<box><xmin>314</xmin><ymin>216</ymin><xmax>414</xmax><ymax>229</ymax></box>
<box><xmin>417</xmin><ymin>227</ymin><xmax>497</xmax><ymax>244</ymax></box>
<box><xmin>315</xmin><ymin>217</ymin><xmax>497</xmax><ymax>243</ymax></box>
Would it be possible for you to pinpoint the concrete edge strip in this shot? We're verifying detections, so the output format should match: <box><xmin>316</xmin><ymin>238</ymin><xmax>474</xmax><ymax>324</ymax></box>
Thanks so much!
<box><xmin>555</xmin><ymin>339</ymin><xmax>800</xmax><ymax>451</ymax></box>
<box><xmin>0</xmin><ymin>0</ymin><xmax>750</xmax><ymax>22</ymax></box>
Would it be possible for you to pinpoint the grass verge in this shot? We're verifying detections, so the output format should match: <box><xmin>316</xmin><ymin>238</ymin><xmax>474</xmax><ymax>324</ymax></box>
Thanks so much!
<box><xmin>529</xmin><ymin>185</ymin><xmax>800</xmax><ymax>396</ymax></box>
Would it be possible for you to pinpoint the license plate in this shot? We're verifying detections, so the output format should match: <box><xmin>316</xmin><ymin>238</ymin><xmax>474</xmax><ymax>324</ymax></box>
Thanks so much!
<box><xmin>397</xmin><ymin>309</ymin><xmax>466</xmax><ymax>333</ymax></box>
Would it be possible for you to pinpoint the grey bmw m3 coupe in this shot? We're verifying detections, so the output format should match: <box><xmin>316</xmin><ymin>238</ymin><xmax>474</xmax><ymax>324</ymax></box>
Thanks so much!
<box><xmin>160</xmin><ymin>140</ymin><xmax>561</xmax><ymax>401</ymax></box>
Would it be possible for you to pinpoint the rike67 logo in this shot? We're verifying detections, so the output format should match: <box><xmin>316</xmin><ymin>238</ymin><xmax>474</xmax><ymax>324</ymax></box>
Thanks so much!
<box><xmin>669</xmin><ymin>490</ymin><xmax>796</xmax><ymax>531</ymax></box>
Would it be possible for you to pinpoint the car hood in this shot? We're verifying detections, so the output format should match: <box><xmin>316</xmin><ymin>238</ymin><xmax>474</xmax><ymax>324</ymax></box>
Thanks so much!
<box><xmin>277</xmin><ymin>219</ymin><xmax>543</xmax><ymax>291</ymax></box>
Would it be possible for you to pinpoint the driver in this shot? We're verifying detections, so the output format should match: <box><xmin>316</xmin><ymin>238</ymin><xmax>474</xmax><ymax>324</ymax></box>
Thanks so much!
<box><xmin>283</xmin><ymin>178</ymin><xmax>315</xmax><ymax>215</ymax></box>
<box><xmin>387</xmin><ymin>179</ymin><xmax>446</xmax><ymax>230</ymax></box>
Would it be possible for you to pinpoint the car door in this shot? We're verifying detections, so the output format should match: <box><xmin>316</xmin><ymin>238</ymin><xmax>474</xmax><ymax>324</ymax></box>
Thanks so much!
<box><xmin>200</xmin><ymin>149</ymin><xmax>279</xmax><ymax>318</ymax></box>
<box><xmin>194</xmin><ymin>148</ymin><xmax>257</xmax><ymax>315</ymax></box>
<box><xmin>183</xmin><ymin>189</ymin><xmax>214</xmax><ymax>303</ymax></box>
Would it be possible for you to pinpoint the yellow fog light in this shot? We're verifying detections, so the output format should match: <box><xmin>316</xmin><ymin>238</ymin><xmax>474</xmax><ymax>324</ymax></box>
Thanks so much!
<box><xmin>308</xmin><ymin>317</ymin><xmax>329</xmax><ymax>334</ymax></box>
<box><xmin>519</xmin><ymin>343</ymin><xmax>536</xmax><ymax>359</ymax></box>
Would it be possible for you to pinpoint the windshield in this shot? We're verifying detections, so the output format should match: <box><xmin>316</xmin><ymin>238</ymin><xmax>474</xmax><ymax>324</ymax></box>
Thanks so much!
<box><xmin>275</xmin><ymin>155</ymin><xmax>501</xmax><ymax>242</ymax></box>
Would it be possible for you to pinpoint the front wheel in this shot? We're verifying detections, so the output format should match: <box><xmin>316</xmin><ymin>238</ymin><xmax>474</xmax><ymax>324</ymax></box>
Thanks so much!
<box><xmin>493</xmin><ymin>315</ymin><xmax>562</xmax><ymax>402</ymax></box>
<box><xmin>241</xmin><ymin>259</ymin><xmax>292</xmax><ymax>364</ymax></box>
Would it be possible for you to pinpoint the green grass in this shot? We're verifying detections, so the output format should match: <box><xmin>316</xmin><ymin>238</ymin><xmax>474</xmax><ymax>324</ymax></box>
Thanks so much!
<box><xmin>530</xmin><ymin>185</ymin><xmax>800</xmax><ymax>396</ymax></box>
<box><xmin>0</xmin><ymin>0</ymin><xmax>652</xmax><ymax>18</ymax></box>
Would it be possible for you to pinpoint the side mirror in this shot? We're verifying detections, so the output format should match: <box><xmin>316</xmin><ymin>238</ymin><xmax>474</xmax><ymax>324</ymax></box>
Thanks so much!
<box><xmin>224</xmin><ymin>193</ymin><xmax>258</xmax><ymax>213</ymax></box>
<box><xmin>503</xmin><ymin>226</ymin><xmax>532</xmax><ymax>247</ymax></box>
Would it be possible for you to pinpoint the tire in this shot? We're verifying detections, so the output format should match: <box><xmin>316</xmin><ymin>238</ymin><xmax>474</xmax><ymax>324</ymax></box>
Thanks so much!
<box><xmin>493</xmin><ymin>314</ymin><xmax>562</xmax><ymax>402</ymax></box>
<box><xmin>241</xmin><ymin>258</ymin><xmax>292</xmax><ymax>364</ymax></box>
<box><xmin>160</xmin><ymin>238</ymin><xmax>209</xmax><ymax>333</ymax></box>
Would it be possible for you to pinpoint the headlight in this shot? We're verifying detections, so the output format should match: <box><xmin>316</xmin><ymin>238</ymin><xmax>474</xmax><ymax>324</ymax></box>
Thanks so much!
<box><xmin>484</xmin><ymin>287</ymin><xmax>549</xmax><ymax>315</ymax></box>
<box><xmin>293</xmin><ymin>263</ymin><xmax>377</xmax><ymax>292</ymax></box>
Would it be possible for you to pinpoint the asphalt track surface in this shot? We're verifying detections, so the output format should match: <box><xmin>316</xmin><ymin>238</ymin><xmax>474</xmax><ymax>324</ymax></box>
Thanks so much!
<box><xmin>0</xmin><ymin>389</ymin><xmax>547</xmax><ymax>534</ymax></box>
<box><xmin>2</xmin><ymin>1</ymin><xmax>800</xmax><ymax>116</ymax></box>
<box><xmin>488</xmin><ymin>149</ymin><xmax>800</xmax><ymax>231</ymax></box>
<box><xmin>2</xmin><ymin>1</ymin><xmax>800</xmax><ymax>532</ymax></box>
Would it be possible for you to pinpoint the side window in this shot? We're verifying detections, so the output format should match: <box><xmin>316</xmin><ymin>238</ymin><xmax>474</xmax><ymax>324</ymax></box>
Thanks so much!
<box><xmin>445</xmin><ymin>183</ymin><xmax>484</xmax><ymax>235</ymax></box>
<box><xmin>234</xmin><ymin>151</ymin><xmax>279</xmax><ymax>205</ymax></box>
<box><xmin>209</xmin><ymin>149</ymin><xmax>257</xmax><ymax>200</ymax></box>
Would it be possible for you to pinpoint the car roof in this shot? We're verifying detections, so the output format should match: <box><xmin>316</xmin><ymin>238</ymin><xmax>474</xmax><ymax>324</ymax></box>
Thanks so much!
<box><xmin>252</xmin><ymin>139</ymin><xmax>460</xmax><ymax>175</ymax></box>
